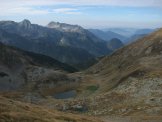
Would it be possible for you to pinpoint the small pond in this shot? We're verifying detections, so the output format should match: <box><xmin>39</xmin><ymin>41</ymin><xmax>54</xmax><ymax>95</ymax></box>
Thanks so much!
<box><xmin>53</xmin><ymin>90</ymin><xmax>76</xmax><ymax>99</ymax></box>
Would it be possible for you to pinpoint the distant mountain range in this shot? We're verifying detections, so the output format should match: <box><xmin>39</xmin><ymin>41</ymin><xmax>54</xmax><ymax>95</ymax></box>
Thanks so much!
<box><xmin>88</xmin><ymin>29</ymin><xmax>126</xmax><ymax>41</ymax></box>
<box><xmin>124</xmin><ymin>34</ymin><xmax>147</xmax><ymax>44</ymax></box>
<box><xmin>89</xmin><ymin>28</ymin><xmax>156</xmax><ymax>44</ymax></box>
<box><xmin>124</xmin><ymin>29</ymin><xmax>156</xmax><ymax>44</ymax></box>
<box><xmin>0</xmin><ymin>20</ymin><xmax>156</xmax><ymax>71</ymax></box>
<box><xmin>102</xmin><ymin>28</ymin><xmax>138</xmax><ymax>37</ymax></box>
<box><xmin>0</xmin><ymin>20</ymin><xmax>115</xmax><ymax>69</ymax></box>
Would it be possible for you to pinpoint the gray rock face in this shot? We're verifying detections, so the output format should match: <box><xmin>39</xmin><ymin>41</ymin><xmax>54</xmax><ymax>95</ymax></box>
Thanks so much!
<box><xmin>0</xmin><ymin>70</ymin><xmax>25</xmax><ymax>91</ymax></box>
<box><xmin>47</xmin><ymin>21</ymin><xmax>84</xmax><ymax>33</ymax></box>
<box><xmin>19</xmin><ymin>19</ymin><xmax>32</xmax><ymax>29</ymax></box>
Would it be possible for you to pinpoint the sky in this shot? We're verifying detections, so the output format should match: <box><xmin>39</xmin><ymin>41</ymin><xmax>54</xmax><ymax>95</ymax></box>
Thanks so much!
<box><xmin>0</xmin><ymin>0</ymin><xmax>162</xmax><ymax>29</ymax></box>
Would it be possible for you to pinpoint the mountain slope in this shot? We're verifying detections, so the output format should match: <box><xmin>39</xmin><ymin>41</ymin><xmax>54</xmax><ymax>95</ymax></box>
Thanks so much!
<box><xmin>0</xmin><ymin>20</ymin><xmax>111</xmax><ymax>69</ymax></box>
<box><xmin>88</xmin><ymin>28</ymin><xmax>162</xmax><ymax>91</ymax></box>
<box><xmin>0</xmin><ymin>26</ymin><xmax>97</xmax><ymax>69</ymax></box>
<box><xmin>47</xmin><ymin>21</ymin><xmax>111</xmax><ymax>56</ymax></box>
<box><xmin>0</xmin><ymin>37</ymin><xmax>96</xmax><ymax>70</ymax></box>
<box><xmin>107</xmin><ymin>38</ymin><xmax>124</xmax><ymax>51</ymax></box>
<box><xmin>82</xmin><ymin>28</ymin><xmax>162</xmax><ymax>115</ymax></box>
<box><xmin>0</xmin><ymin>96</ymin><xmax>102</xmax><ymax>122</ymax></box>
<box><xmin>0</xmin><ymin>42</ymin><xmax>80</xmax><ymax>93</ymax></box>
<box><xmin>0</xmin><ymin>25</ymin><xmax>95</xmax><ymax>67</ymax></box>
<box><xmin>0</xmin><ymin>41</ymin><xmax>77</xmax><ymax>72</ymax></box>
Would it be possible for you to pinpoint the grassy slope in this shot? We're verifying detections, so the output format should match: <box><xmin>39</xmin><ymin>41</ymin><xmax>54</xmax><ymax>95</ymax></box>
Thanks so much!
<box><xmin>85</xmin><ymin>28</ymin><xmax>162</xmax><ymax>93</ymax></box>
<box><xmin>0</xmin><ymin>96</ymin><xmax>103</xmax><ymax>122</ymax></box>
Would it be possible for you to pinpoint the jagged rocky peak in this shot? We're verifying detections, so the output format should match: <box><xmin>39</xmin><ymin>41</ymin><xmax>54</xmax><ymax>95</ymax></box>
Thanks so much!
<box><xmin>21</xmin><ymin>19</ymin><xmax>31</xmax><ymax>25</ymax></box>
<box><xmin>47</xmin><ymin>21</ymin><xmax>84</xmax><ymax>33</ymax></box>
<box><xmin>19</xmin><ymin>19</ymin><xmax>32</xmax><ymax>28</ymax></box>
<box><xmin>48</xmin><ymin>21</ymin><xmax>61</xmax><ymax>28</ymax></box>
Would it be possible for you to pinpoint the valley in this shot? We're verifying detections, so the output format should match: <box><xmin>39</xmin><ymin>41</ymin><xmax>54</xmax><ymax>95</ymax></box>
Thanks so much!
<box><xmin>0</xmin><ymin>19</ymin><xmax>162</xmax><ymax>122</ymax></box>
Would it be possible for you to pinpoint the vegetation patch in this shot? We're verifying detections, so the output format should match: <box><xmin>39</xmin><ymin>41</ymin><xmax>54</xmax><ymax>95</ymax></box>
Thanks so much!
<box><xmin>86</xmin><ymin>85</ymin><xmax>99</xmax><ymax>92</ymax></box>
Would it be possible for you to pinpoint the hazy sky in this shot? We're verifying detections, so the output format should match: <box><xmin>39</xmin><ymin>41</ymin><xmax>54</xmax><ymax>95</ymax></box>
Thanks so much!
<box><xmin>0</xmin><ymin>0</ymin><xmax>162</xmax><ymax>28</ymax></box>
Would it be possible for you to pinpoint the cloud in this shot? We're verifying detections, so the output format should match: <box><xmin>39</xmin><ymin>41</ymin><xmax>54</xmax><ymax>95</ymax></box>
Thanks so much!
<box><xmin>53</xmin><ymin>8</ymin><xmax>81</xmax><ymax>15</ymax></box>
<box><xmin>0</xmin><ymin>0</ymin><xmax>162</xmax><ymax>7</ymax></box>
<box><xmin>0</xmin><ymin>6</ymin><xmax>81</xmax><ymax>16</ymax></box>
<box><xmin>0</xmin><ymin>0</ymin><xmax>161</xmax><ymax>16</ymax></box>
<box><xmin>0</xmin><ymin>7</ymin><xmax>50</xmax><ymax>16</ymax></box>
<box><xmin>0</xmin><ymin>0</ymin><xmax>83</xmax><ymax>16</ymax></box>
<box><xmin>71</xmin><ymin>0</ymin><xmax>162</xmax><ymax>7</ymax></box>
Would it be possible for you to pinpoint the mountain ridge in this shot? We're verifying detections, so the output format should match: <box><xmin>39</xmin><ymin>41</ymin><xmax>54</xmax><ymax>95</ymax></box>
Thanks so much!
<box><xmin>89</xmin><ymin>29</ymin><xmax>126</xmax><ymax>41</ymax></box>
<box><xmin>0</xmin><ymin>20</ymin><xmax>112</xmax><ymax>69</ymax></box>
